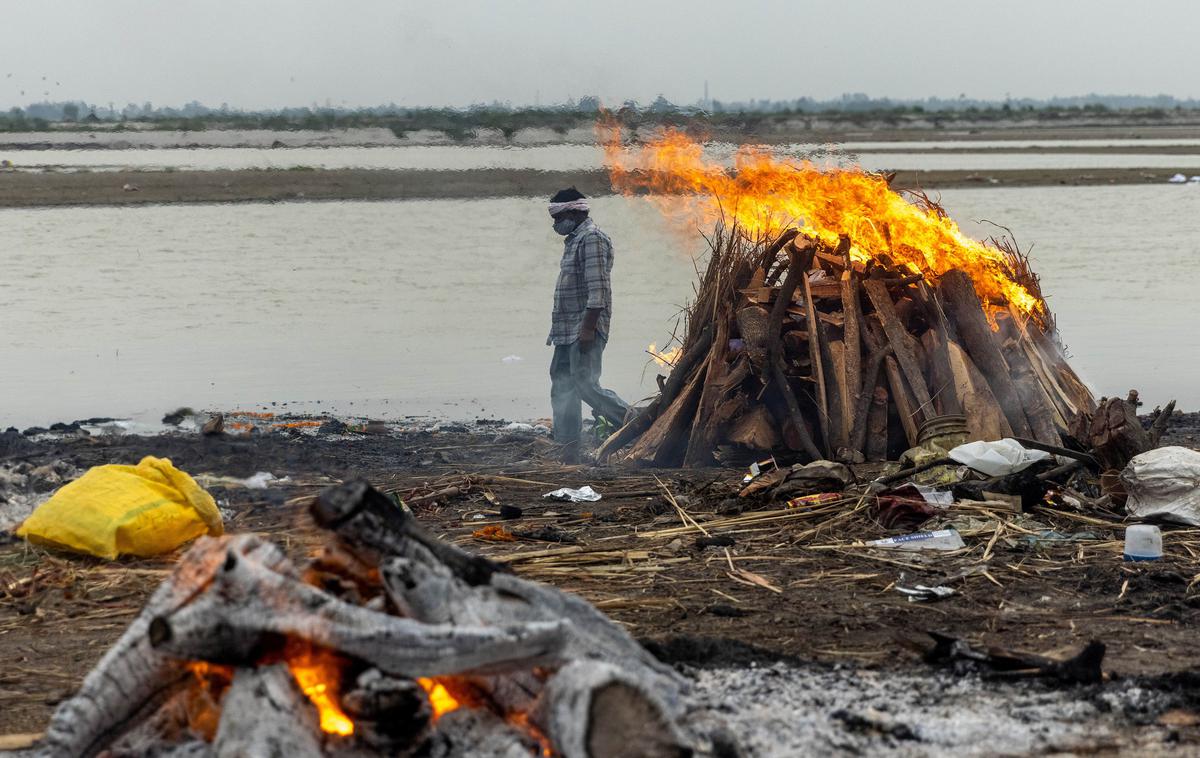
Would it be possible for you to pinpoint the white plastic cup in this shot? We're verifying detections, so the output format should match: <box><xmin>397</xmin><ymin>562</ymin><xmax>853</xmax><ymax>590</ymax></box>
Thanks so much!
<box><xmin>1124</xmin><ymin>525</ymin><xmax>1163</xmax><ymax>562</ymax></box>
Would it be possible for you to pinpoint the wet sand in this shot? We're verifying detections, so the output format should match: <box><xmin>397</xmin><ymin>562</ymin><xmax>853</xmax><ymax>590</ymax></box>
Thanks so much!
<box><xmin>0</xmin><ymin>165</ymin><xmax>1184</xmax><ymax>208</ymax></box>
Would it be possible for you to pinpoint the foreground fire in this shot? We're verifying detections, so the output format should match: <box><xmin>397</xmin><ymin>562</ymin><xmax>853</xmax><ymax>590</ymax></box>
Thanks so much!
<box><xmin>603</xmin><ymin>127</ymin><xmax>1044</xmax><ymax>323</ymax></box>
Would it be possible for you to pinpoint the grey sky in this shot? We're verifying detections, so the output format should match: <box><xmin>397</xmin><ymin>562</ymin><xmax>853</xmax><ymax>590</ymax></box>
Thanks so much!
<box><xmin>2</xmin><ymin>0</ymin><xmax>1195</xmax><ymax>110</ymax></box>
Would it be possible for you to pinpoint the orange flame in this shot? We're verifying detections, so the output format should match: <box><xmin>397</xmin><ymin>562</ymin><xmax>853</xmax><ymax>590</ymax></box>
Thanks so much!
<box><xmin>603</xmin><ymin>127</ymin><xmax>1044</xmax><ymax>321</ymax></box>
<box><xmin>417</xmin><ymin>677</ymin><xmax>462</xmax><ymax>720</ymax></box>
<box><xmin>647</xmin><ymin>342</ymin><xmax>683</xmax><ymax>368</ymax></box>
<box><xmin>288</xmin><ymin>651</ymin><xmax>355</xmax><ymax>737</ymax></box>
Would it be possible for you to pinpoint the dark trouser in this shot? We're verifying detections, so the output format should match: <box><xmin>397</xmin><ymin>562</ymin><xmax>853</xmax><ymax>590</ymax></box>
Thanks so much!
<box><xmin>550</xmin><ymin>337</ymin><xmax>629</xmax><ymax>448</ymax></box>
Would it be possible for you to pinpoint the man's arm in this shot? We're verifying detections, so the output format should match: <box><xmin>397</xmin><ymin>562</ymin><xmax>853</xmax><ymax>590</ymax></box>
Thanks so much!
<box><xmin>578</xmin><ymin>232</ymin><xmax>611</xmax><ymax>347</ymax></box>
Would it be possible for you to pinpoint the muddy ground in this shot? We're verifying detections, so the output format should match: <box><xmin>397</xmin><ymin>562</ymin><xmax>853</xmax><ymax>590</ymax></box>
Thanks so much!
<box><xmin>1</xmin><ymin>413</ymin><xmax>1199</xmax><ymax>752</ymax></box>
<box><xmin>0</xmin><ymin>165</ymin><xmax>1189</xmax><ymax>210</ymax></box>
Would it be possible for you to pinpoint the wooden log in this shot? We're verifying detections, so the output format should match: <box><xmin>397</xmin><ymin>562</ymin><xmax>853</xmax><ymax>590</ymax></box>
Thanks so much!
<box><xmin>841</xmin><ymin>272</ymin><xmax>863</xmax><ymax>432</ymax></box>
<box><xmin>212</xmin><ymin>664</ymin><xmax>324</xmax><ymax>758</ymax></box>
<box><xmin>801</xmin><ymin>267</ymin><xmax>831</xmax><ymax>451</ymax></box>
<box><xmin>764</xmin><ymin>240</ymin><xmax>823</xmax><ymax>461</ymax></box>
<box><xmin>847</xmin><ymin>340</ymin><xmax>892</xmax><ymax>458</ymax></box>
<box><xmin>38</xmin><ymin>537</ymin><xmax>242</xmax><ymax>758</ymax></box>
<box><xmin>341</xmin><ymin>669</ymin><xmax>433</xmax><ymax>753</ymax></box>
<box><xmin>533</xmin><ymin>660</ymin><xmax>690</xmax><ymax>758</ymax></box>
<box><xmin>884</xmin><ymin>355</ymin><xmax>920</xmax><ymax>448</ymax></box>
<box><xmin>683</xmin><ymin>317</ymin><xmax>731</xmax><ymax>467</ymax></box>
<box><xmin>1149</xmin><ymin>400</ymin><xmax>1177</xmax><ymax>448</ymax></box>
<box><xmin>1081</xmin><ymin>396</ymin><xmax>1154</xmax><ymax>471</ymax></box>
<box><xmin>937</xmin><ymin>269</ymin><xmax>1033</xmax><ymax>438</ymax></box>
<box><xmin>866</xmin><ymin>384</ymin><xmax>890</xmax><ymax>462</ymax></box>
<box><xmin>1002</xmin><ymin>340</ymin><xmax>1063</xmax><ymax>444</ymax></box>
<box><xmin>148</xmin><ymin>535</ymin><xmax>569</xmax><ymax>678</ymax></box>
<box><xmin>726</xmin><ymin>404</ymin><xmax>781</xmax><ymax>450</ymax></box>
<box><xmin>828</xmin><ymin>339</ymin><xmax>851</xmax><ymax>451</ymax></box>
<box><xmin>624</xmin><ymin>368</ymin><xmax>704</xmax><ymax>466</ymax></box>
<box><xmin>596</xmin><ymin>324</ymin><xmax>714</xmax><ymax>462</ymax></box>
<box><xmin>759</xmin><ymin>228</ymin><xmax>801</xmax><ymax>273</ymax></box>
<box><xmin>944</xmin><ymin>339</ymin><xmax>1011</xmax><ymax>441</ymax></box>
<box><xmin>863</xmin><ymin>278</ymin><xmax>934</xmax><ymax>425</ymax></box>
<box><xmin>916</xmin><ymin>283</ymin><xmax>963</xmax><ymax>416</ymax></box>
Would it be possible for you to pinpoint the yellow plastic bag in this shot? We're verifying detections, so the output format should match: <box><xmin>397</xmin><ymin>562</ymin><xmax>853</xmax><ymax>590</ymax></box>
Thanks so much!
<box><xmin>17</xmin><ymin>456</ymin><xmax>223</xmax><ymax>559</ymax></box>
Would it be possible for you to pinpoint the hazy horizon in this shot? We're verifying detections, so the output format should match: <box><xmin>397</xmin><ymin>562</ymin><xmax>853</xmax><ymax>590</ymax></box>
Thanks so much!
<box><xmin>2</xmin><ymin>0</ymin><xmax>1197</xmax><ymax>111</ymax></box>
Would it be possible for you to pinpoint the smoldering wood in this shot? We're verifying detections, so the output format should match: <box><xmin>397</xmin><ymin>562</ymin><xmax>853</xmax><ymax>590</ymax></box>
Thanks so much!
<box><xmin>148</xmin><ymin>535</ymin><xmax>569</xmax><ymax>679</ymax></box>
<box><xmin>341</xmin><ymin>669</ymin><xmax>433</xmax><ymax>754</ymax></box>
<box><xmin>937</xmin><ymin>269</ymin><xmax>1035</xmax><ymax>440</ymax></box>
<box><xmin>916</xmin><ymin>282</ymin><xmax>963</xmax><ymax>417</ymax></box>
<box><xmin>422</xmin><ymin>709</ymin><xmax>540</xmax><ymax>758</ymax></box>
<box><xmin>212</xmin><ymin>664</ymin><xmax>324</xmax><ymax>758</ymax></box>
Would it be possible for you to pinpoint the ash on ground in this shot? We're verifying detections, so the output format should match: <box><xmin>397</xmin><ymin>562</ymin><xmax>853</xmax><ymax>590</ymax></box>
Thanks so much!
<box><xmin>684</xmin><ymin>661</ymin><xmax>1198</xmax><ymax>757</ymax></box>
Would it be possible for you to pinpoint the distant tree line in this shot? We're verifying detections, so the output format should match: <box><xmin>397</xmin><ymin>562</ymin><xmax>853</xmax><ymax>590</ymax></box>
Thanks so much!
<box><xmin>2</xmin><ymin>92</ymin><xmax>1199</xmax><ymax>134</ymax></box>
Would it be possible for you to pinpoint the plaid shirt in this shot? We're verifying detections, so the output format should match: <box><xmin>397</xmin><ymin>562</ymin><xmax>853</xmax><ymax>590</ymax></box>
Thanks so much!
<box><xmin>546</xmin><ymin>218</ymin><xmax>614</xmax><ymax>346</ymax></box>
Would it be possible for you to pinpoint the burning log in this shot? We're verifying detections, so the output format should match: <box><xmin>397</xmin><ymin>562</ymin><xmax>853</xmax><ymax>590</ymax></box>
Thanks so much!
<box><xmin>147</xmin><ymin>534</ymin><xmax>568</xmax><ymax>678</ymax></box>
<box><xmin>212</xmin><ymin>664</ymin><xmax>324</xmax><ymax>758</ymax></box>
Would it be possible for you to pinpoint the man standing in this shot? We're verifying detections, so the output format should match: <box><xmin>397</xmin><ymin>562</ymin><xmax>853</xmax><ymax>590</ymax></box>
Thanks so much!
<box><xmin>546</xmin><ymin>188</ymin><xmax>629</xmax><ymax>462</ymax></box>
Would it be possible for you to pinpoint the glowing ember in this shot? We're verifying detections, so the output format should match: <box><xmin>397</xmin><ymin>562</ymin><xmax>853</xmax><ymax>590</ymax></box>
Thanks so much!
<box><xmin>288</xmin><ymin>653</ymin><xmax>354</xmax><ymax>737</ymax></box>
<box><xmin>603</xmin><ymin>127</ymin><xmax>1045</xmax><ymax>322</ymax></box>
<box><xmin>647</xmin><ymin>342</ymin><xmax>683</xmax><ymax>368</ymax></box>
<box><xmin>417</xmin><ymin>678</ymin><xmax>461</xmax><ymax>719</ymax></box>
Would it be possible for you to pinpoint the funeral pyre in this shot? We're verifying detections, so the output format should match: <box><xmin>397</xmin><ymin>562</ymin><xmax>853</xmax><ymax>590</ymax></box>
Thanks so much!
<box><xmin>598</xmin><ymin>129</ymin><xmax>1103</xmax><ymax>467</ymax></box>
<box><xmin>34</xmin><ymin>482</ymin><xmax>690</xmax><ymax>758</ymax></box>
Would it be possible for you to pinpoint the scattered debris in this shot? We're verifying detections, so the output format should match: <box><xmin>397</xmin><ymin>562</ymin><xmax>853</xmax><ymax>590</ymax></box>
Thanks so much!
<box><xmin>920</xmin><ymin>631</ymin><xmax>1105</xmax><ymax>684</ymax></box>
<box><xmin>895</xmin><ymin>584</ymin><xmax>956</xmax><ymax>602</ymax></box>
<box><xmin>867</xmin><ymin>529</ymin><xmax>966</xmax><ymax>551</ymax></box>
<box><xmin>543</xmin><ymin>485</ymin><xmax>602</xmax><ymax>503</ymax></box>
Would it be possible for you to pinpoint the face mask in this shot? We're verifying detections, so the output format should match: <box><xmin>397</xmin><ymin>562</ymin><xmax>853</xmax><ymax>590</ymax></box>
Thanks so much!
<box><xmin>553</xmin><ymin>217</ymin><xmax>578</xmax><ymax>236</ymax></box>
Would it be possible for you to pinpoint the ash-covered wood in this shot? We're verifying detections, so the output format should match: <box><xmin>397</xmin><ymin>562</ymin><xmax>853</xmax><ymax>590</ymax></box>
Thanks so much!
<box><xmin>38</xmin><ymin>538</ymin><xmax>236</xmax><ymax>758</ymax></box>
<box><xmin>149</xmin><ymin>534</ymin><xmax>568</xmax><ymax>677</ymax></box>
<box><xmin>600</xmin><ymin>227</ymin><xmax>1089</xmax><ymax>468</ymax></box>
<box><xmin>534</xmin><ymin>661</ymin><xmax>690</xmax><ymax>758</ymax></box>
<box><xmin>212</xmin><ymin>664</ymin><xmax>324</xmax><ymax>758</ymax></box>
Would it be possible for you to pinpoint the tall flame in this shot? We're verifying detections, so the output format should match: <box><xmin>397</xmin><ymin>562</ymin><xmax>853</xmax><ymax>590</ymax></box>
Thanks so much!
<box><xmin>602</xmin><ymin>126</ymin><xmax>1044</xmax><ymax>321</ymax></box>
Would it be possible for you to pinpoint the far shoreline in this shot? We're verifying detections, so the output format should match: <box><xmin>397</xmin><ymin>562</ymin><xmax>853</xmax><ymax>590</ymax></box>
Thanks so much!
<box><xmin>0</xmin><ymin>165</ymin><xmax>1189</xmax><ymax>209</ymax></box>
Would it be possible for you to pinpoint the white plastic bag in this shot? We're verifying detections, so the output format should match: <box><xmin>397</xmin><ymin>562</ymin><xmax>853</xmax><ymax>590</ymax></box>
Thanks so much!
<box><xmin>1121</xmin><ymin>446</ymin><xmax>1200</xmax><ymax>526</ymax></box>
<box><xmin>543</xmin><ymin>485</ymin><xmax>602</xmax><ymax>503</ymax></box>
<box><xmin>948</xmin><ymin>438</ymin><xmax>1052</xmax><ymax>477</ymax></box>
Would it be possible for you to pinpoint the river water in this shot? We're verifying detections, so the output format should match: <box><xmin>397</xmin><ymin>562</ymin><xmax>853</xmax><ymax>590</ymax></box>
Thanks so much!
<box><xmin>0</xmin><ymin>185</ymin><xmax>1196</xmax><ymax>428</ymax></box>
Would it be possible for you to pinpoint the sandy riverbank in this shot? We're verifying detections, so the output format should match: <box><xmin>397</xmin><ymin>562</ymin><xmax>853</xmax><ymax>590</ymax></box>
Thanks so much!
<box><xmin>0</xmin><ymin>165</ymin><xmax>1187</xmax><ymax>209</ymax></box>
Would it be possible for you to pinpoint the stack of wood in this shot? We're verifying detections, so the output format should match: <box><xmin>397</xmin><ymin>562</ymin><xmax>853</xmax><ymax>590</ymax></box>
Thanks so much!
<box><xmin>600</xmin><ymin>226</ymin><xmax>1097</xmax><ymax>467</ymax></box>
